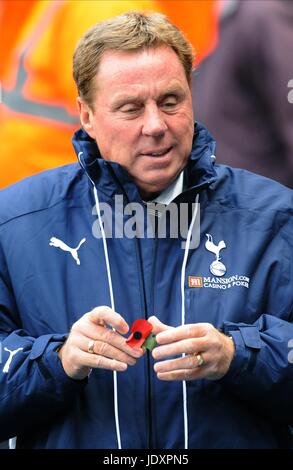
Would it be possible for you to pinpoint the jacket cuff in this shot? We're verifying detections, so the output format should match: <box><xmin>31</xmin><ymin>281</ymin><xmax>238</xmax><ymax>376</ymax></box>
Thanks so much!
<box><xmin>30</xmin><ymin>334</ymin><xmax>88</xmax><ymax>392</ymax></box>
<box><xmin>220</xmin><ymin>325</ymin><xmax>261</xmax><ymax>383</ymax></box>
<box><xmin>221</xmin><ymin>331</ymin><xmax>250</xmax><ymax>381</ymax></box>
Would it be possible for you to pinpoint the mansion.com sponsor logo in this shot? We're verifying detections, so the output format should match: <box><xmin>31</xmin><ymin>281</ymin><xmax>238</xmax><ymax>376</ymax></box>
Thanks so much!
<box><xmin>189</xmin><ymin>275</ymin><xmax>250</xmax><ymax>289</ymax></box>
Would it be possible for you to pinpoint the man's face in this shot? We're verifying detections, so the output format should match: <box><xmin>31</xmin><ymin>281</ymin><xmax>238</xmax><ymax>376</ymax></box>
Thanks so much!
<box><xmin>79</xmin><ymin>45</ymin><xmax>194</xmax><ymax>199</ymax></box>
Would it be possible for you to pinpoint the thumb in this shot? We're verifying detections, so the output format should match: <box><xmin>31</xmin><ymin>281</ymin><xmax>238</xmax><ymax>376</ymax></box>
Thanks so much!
<box><xmin>148</xmin><ymin>316</ymin><xmax>173</xmax><ymax>335</ymax></box>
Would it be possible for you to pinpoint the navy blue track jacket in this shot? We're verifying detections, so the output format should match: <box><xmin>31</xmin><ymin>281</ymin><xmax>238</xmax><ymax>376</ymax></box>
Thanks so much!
<box><xmin>0</xmin><ymin>123</ymin><xmax>292</xmax><ymax>448</ymax></box>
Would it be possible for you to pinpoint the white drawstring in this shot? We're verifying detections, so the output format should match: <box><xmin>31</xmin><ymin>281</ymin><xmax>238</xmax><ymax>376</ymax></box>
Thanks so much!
<box><xmin>180</xmin><ymin>194</ymin><xmax>200</xmax><ymax>449</ymax></box>
<box><xmin>78</xmin><ymin>151</ymin><xmax>122</xmax><ymax>449</ymax></box>
<box><xmin>93</xmin><ymin>185</ymin><xmax>122</xmax><ymax>450</ymax></box>
<box><xmin>77</xmin><ymin>152</ymin><xmax>122</xmax><ymax>449</ymax></box>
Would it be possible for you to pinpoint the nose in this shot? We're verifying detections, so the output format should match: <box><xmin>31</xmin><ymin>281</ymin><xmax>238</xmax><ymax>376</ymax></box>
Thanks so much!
<box><xmin>142</xmin><ymin>104</ymin><xmax>168</xmax><ymax>137</ymax></box>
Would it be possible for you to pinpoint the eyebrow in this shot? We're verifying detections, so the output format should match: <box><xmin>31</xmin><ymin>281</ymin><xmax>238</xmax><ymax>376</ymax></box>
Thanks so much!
<box><xmin>112</xmin><ymin>84</ymin><xmax>186</xmax><ymax>107</ymax></box>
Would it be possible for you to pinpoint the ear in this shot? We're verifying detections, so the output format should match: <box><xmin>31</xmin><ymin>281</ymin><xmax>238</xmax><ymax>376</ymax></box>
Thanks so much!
<box><xmin>77</xmin><ymin>97</ymin><xmax>96</xmax><ymax>139</ymax></box>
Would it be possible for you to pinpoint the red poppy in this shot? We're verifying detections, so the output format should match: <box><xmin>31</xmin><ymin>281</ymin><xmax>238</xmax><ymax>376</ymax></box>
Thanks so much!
<box><xmin>126</xmin><ymin>319</ymin><xmax>153</xmax><ymax>349</ymax></box>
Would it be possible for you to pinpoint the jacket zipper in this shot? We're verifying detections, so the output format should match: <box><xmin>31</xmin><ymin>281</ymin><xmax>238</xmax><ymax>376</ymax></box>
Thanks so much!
<box><xmin>119</xmin><ymin>189</ymin><xmax>151</xmax><ymax>449</ymax></box>
<box><xmin>133</xmin><ymin>208</ymin><xmax>159</xmax><ymax>449</ymax></box>
<box><xmin>148</xmin><ymin>232</ymin><xmax>159</xmax><ymax>449</ymax></box>
<box><xmin>101</xmin><ymin>170</ymin><xmax>151</xmax><ymax>449</ymax></box>
<box><xmin>132</xmin><ymin>233</ymin><xmax>151</xmax><ymax>448</ymax></box>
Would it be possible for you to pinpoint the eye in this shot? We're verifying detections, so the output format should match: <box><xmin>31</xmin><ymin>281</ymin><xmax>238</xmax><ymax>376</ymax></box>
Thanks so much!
<box><xmin>119</xmin><ymin>103</ymin><xmax>142</xmax><ymax>114</ymax></box>
<box><xmin>122</xmin><ymin>106</ymin><xmax>139</xmax><ymax>113</ymax></box>
<box><xmin>161</xmin><ymin>96</ymin><xmax>179</xmax><ymax>109</ymax></box>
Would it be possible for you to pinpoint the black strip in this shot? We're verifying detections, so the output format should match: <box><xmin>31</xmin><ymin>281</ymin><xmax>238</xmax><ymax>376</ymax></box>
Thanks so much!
<box><xmin>133</xmin><ymin>229</ymin><xmax>153</xmax><ymax>449</ymax></box>
<box><xmin>110</xmin><ymin>175</ymin><xmax>151</xmax><ymax>448</ymax></box>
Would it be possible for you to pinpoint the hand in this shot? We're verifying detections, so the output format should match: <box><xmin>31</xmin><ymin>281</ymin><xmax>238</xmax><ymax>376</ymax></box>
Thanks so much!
<box><xmin>58</xmin><ymin>306</ymin><xmax>143</xmax><ymax>380</ymax></box>
<box><xmin>149</xmin><ymin>317</ymin><xmax>235</xmax><ymax>381</ymax></box>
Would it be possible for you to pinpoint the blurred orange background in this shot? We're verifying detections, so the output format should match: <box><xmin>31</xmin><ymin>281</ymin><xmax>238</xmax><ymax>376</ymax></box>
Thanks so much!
<box><xmin>0</xmin><ymin>0</ymin><xmax>218</xmax><ymax>188</ymax></box>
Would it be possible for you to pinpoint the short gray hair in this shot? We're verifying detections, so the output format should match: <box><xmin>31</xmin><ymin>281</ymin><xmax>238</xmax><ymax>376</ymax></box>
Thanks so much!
<box><xmin>73</xmin><ymin>11</ymin><xmax>195</xmax><ymax>107</ymax></box>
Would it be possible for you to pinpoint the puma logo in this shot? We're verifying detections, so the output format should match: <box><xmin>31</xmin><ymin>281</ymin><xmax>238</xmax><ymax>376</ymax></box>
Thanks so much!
<box><xmin>3</xmin><ymin>347</ymin><xmax>23</xmax><ymax>373</ymax></box>
<box><xmin>49</xmin><ymin>237</ymin><xmax>86</xmax><ymax>265</ymax></box>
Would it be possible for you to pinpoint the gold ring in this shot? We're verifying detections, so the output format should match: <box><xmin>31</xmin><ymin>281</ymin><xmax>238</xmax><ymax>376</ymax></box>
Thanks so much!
<box><xmin>88</xmin><ymin>339</ymin><xmax>95</xmax><ymax>354</ymax></box>
<box><xmin>196</xmin><ymin>353</ymin><xmax>204</xmax><ymax>367</ymax></box>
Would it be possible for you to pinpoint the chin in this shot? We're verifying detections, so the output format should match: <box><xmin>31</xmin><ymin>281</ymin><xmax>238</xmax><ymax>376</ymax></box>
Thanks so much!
<box><xmin>139</xmin><ymin>182</ymin><xmax>172</xmax><ymax>200</ymax></box>
<box><xmin>135</xmin><ymin>165</ymin><xmax>183</xmax><ymax>193</ymax></box>
<box><xmin>154</xmin><ymin>172</ymin><xmax>180</xmax><ymax>188</ymax></box>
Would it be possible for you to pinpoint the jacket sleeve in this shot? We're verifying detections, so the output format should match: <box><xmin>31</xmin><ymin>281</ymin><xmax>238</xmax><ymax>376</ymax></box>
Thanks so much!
<box><xmin>219</xmin><ymin>193</ymin><xmax>293</xmax><ymax>423</ymax></box>
<box><xmin>220</xmin><ymin>313</ymin><xmax>293</xmax><ymax>423</ymax></box>
<box><xmin>0</xmin><ymin>241</ymin><xmax>86</xmax><ymax>441</ymax></box>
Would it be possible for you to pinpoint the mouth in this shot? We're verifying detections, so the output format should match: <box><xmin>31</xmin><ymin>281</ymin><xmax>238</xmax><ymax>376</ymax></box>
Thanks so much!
<box><xmin>141</xmin><ymin>146</ymin><xmax>173</xmax><ymax>157</ymax></box>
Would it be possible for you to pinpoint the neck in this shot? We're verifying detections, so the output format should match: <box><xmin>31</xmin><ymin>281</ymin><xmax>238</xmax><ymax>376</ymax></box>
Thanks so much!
<box><xmin>140</xmin><ymin>189</ymin><xmax>161</xmax><ymax>201</ymax></box>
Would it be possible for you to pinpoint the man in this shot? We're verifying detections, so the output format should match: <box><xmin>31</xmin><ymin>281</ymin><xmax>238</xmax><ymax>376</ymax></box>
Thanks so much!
<box><xmin>0</xmin><ymin>12</ymin><xmax>292</xmax><ymax>449</ymax></box>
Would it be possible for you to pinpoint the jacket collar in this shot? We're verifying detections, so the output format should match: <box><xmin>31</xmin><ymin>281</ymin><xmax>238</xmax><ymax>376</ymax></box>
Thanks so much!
<box><xmin>72</xmin><ymin>122</ymin><xmax>217</xmax><ymax>202</ymax></box>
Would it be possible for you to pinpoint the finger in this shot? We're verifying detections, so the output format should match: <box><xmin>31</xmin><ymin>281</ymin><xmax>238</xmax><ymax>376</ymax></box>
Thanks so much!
<box><xmin>98</xmin><ymin>327</ymin><xmax>144</xmax><ymax>358</ymax></box>
<box><xmin>152</xmin><ymin>338</ymin><xmax>207</xmax><ymax>360</ymax></box>
<box><xmin>154</xmin><ymin>353</ymin><xmax>208</xmax><ymax>373</ymax></box>
<box><xmin>82</xmin><ymin>338</ymin><xmax>137</xmax><ymax>366</ymax></box>
<box><xmin>74</xmin><ymin>323</ymin><xmax>143</xmax><ymax>359</ymax></box>
<box><xmin>156</xmin><ymin>368</ymin><xmax>204</xmax><ymax>381</ymax></box>
<box><xmin>79</xmin><ymin>349</ymin><xmax>128</xmax><ymax>372</ymax></box>
<box><xmin>156</xmin><ymin>323</ymin><xmax>212</xmax><ymax>344</ymax></box>
<box><xmin>89</xmin><ymin>306</ymin><xmax>129</xmax><ymax>335</ymax></box>
<box><xmin>87</xmin><ymin>327</ymin><xmax>143</xmax><ymax>359</ymax></box>
<box><xmin>147</xmin><ymin>316</ymin><xmax>173</xmax><ymax>335</ymax></box>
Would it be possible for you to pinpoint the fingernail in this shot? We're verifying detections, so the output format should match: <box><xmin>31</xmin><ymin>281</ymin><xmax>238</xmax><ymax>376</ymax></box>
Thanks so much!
<box><xmin>155</xmin><ymin>333</ymin><xmax>163</xmax><ymax>343</ymax></box>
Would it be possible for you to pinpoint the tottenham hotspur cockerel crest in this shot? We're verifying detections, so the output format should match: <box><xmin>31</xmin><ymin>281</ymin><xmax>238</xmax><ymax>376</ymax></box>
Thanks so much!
<box><xmin>205</xmin><ymin>233</ymin><xmax>227</xmax><ymax>277</ymax></box>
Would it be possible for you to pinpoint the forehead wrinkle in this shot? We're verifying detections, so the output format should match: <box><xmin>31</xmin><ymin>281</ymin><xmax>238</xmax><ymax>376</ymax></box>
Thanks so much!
<box><xmin>111</xmin><ymin>81</ymin><xmax>186</xmax><ymax>105</ymax></box>
<box><xmin>93</xmin><ymin>46</ymin><xmax>189</xmax><ymax>105</ymax></box>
